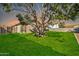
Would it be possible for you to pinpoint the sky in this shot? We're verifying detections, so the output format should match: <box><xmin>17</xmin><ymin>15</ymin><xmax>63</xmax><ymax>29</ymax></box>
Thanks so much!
<box><xmin>0</xmin><ymin>3</ymin><xmax>79</xmax><ymax>25</ymax></box>
<box><xmin>0</xmin><ymin>3</ymin><xmax>42</xmax><ymax>24</ymax></box>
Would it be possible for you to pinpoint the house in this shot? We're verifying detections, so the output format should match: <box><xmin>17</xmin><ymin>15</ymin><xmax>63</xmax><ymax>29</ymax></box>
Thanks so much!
<box><xmin>0</xmin><ymin>17</ymin><xmax>33</xmax><ymax>34</ymax></box>
<box><xmin>11</xmin><ymin>23</ymin><xmax>33</xmax><ymax>33</ymax></box>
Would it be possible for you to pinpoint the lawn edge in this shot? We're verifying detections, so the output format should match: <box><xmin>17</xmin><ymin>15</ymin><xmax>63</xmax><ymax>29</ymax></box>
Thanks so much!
<box><xmin>74</xmin><ymin>33</ymin><xmax>79</xmax><ymax>44</ymax></box>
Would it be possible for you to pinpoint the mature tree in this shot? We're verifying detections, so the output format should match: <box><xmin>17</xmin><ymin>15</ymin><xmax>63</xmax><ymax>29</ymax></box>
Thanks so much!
<box><xmin>2</xmin><ymin>3</ymin><xmax>12</xmax><ymax>12</ymax></box>
<box><xmin>16</xmin><ymin>4</ymin><xmax>53</xmax><ymax>37</ymax></box>
<box><xmin>2</xmin><ymin>3</ymin><xmax>53</xmax><ymax>37</ymax></box>
<box><xmin>2</xmin><ymin>3</ymin><xmax>79</xmax><ymax>37</ymax></box>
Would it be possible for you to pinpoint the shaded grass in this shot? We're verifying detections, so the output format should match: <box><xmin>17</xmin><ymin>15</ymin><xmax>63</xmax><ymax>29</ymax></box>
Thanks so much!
<box><xmin>0</xmin><ymin>32</ymin><xmax>79</xmax><ymax>56</ymax></box>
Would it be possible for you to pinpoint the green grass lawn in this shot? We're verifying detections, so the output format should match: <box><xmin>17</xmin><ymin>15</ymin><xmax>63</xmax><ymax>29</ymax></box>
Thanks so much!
<box><xmin>0</xmin><ymin>31</ymin><xmax>79</xmax><ymax>56</ymax></box>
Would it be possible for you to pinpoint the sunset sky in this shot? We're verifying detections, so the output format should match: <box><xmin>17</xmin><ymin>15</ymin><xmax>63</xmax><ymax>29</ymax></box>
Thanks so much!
<box><xmin>0</xmin><ymin>3</ymin><xmax>42</xmax><ymax>24</ymax></box>
<box><xmin>0</xmin><ymin>3</ymin><xmax>79</xmax><ymax>25</ymax></box>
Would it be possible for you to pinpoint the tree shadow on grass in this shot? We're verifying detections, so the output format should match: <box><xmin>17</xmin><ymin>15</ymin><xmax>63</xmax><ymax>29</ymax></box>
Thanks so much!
<box><xmin>0</xmin><ymin>33</ymin><xmax>65</xmax><ymax>56</ymax></box>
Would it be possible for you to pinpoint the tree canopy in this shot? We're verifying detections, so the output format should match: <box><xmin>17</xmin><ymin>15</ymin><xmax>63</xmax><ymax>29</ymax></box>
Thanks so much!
<box><xmin>1</xmin><ymin>3</ymin><xmax>79</xmax><ymax>36</ymax></box>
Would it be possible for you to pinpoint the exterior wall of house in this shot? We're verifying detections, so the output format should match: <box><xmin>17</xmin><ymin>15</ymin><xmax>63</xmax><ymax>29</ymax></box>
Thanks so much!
<box><xmin>26</xmin><ymin>25</ymin><xmax>33</xmax><ymax>33</ymax></box>
<box><xmin>12</xmin><ymin>26</ymin><xmax>16</xmax><ymax>33</ymax></box>
<box><xmin>21</xmin><ymin>25</ymin><xmax>27</xmax><ymax>33</ymax></box>
<box><xmin>17</xmin><ymin>25</ymin><xmax>21</xmax><ymax>33</ymax></box>
<box><xmin>11</xmin><ymin>24</ymin><xmax>33</xmax><ymax>33</ymax></box>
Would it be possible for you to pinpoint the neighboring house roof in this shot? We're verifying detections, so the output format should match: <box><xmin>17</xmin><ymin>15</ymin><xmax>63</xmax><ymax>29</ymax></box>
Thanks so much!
<box><xmin>64</xmin><ymin>24</ymin><xmax>79</xmax><ymax>28</ymax></box>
